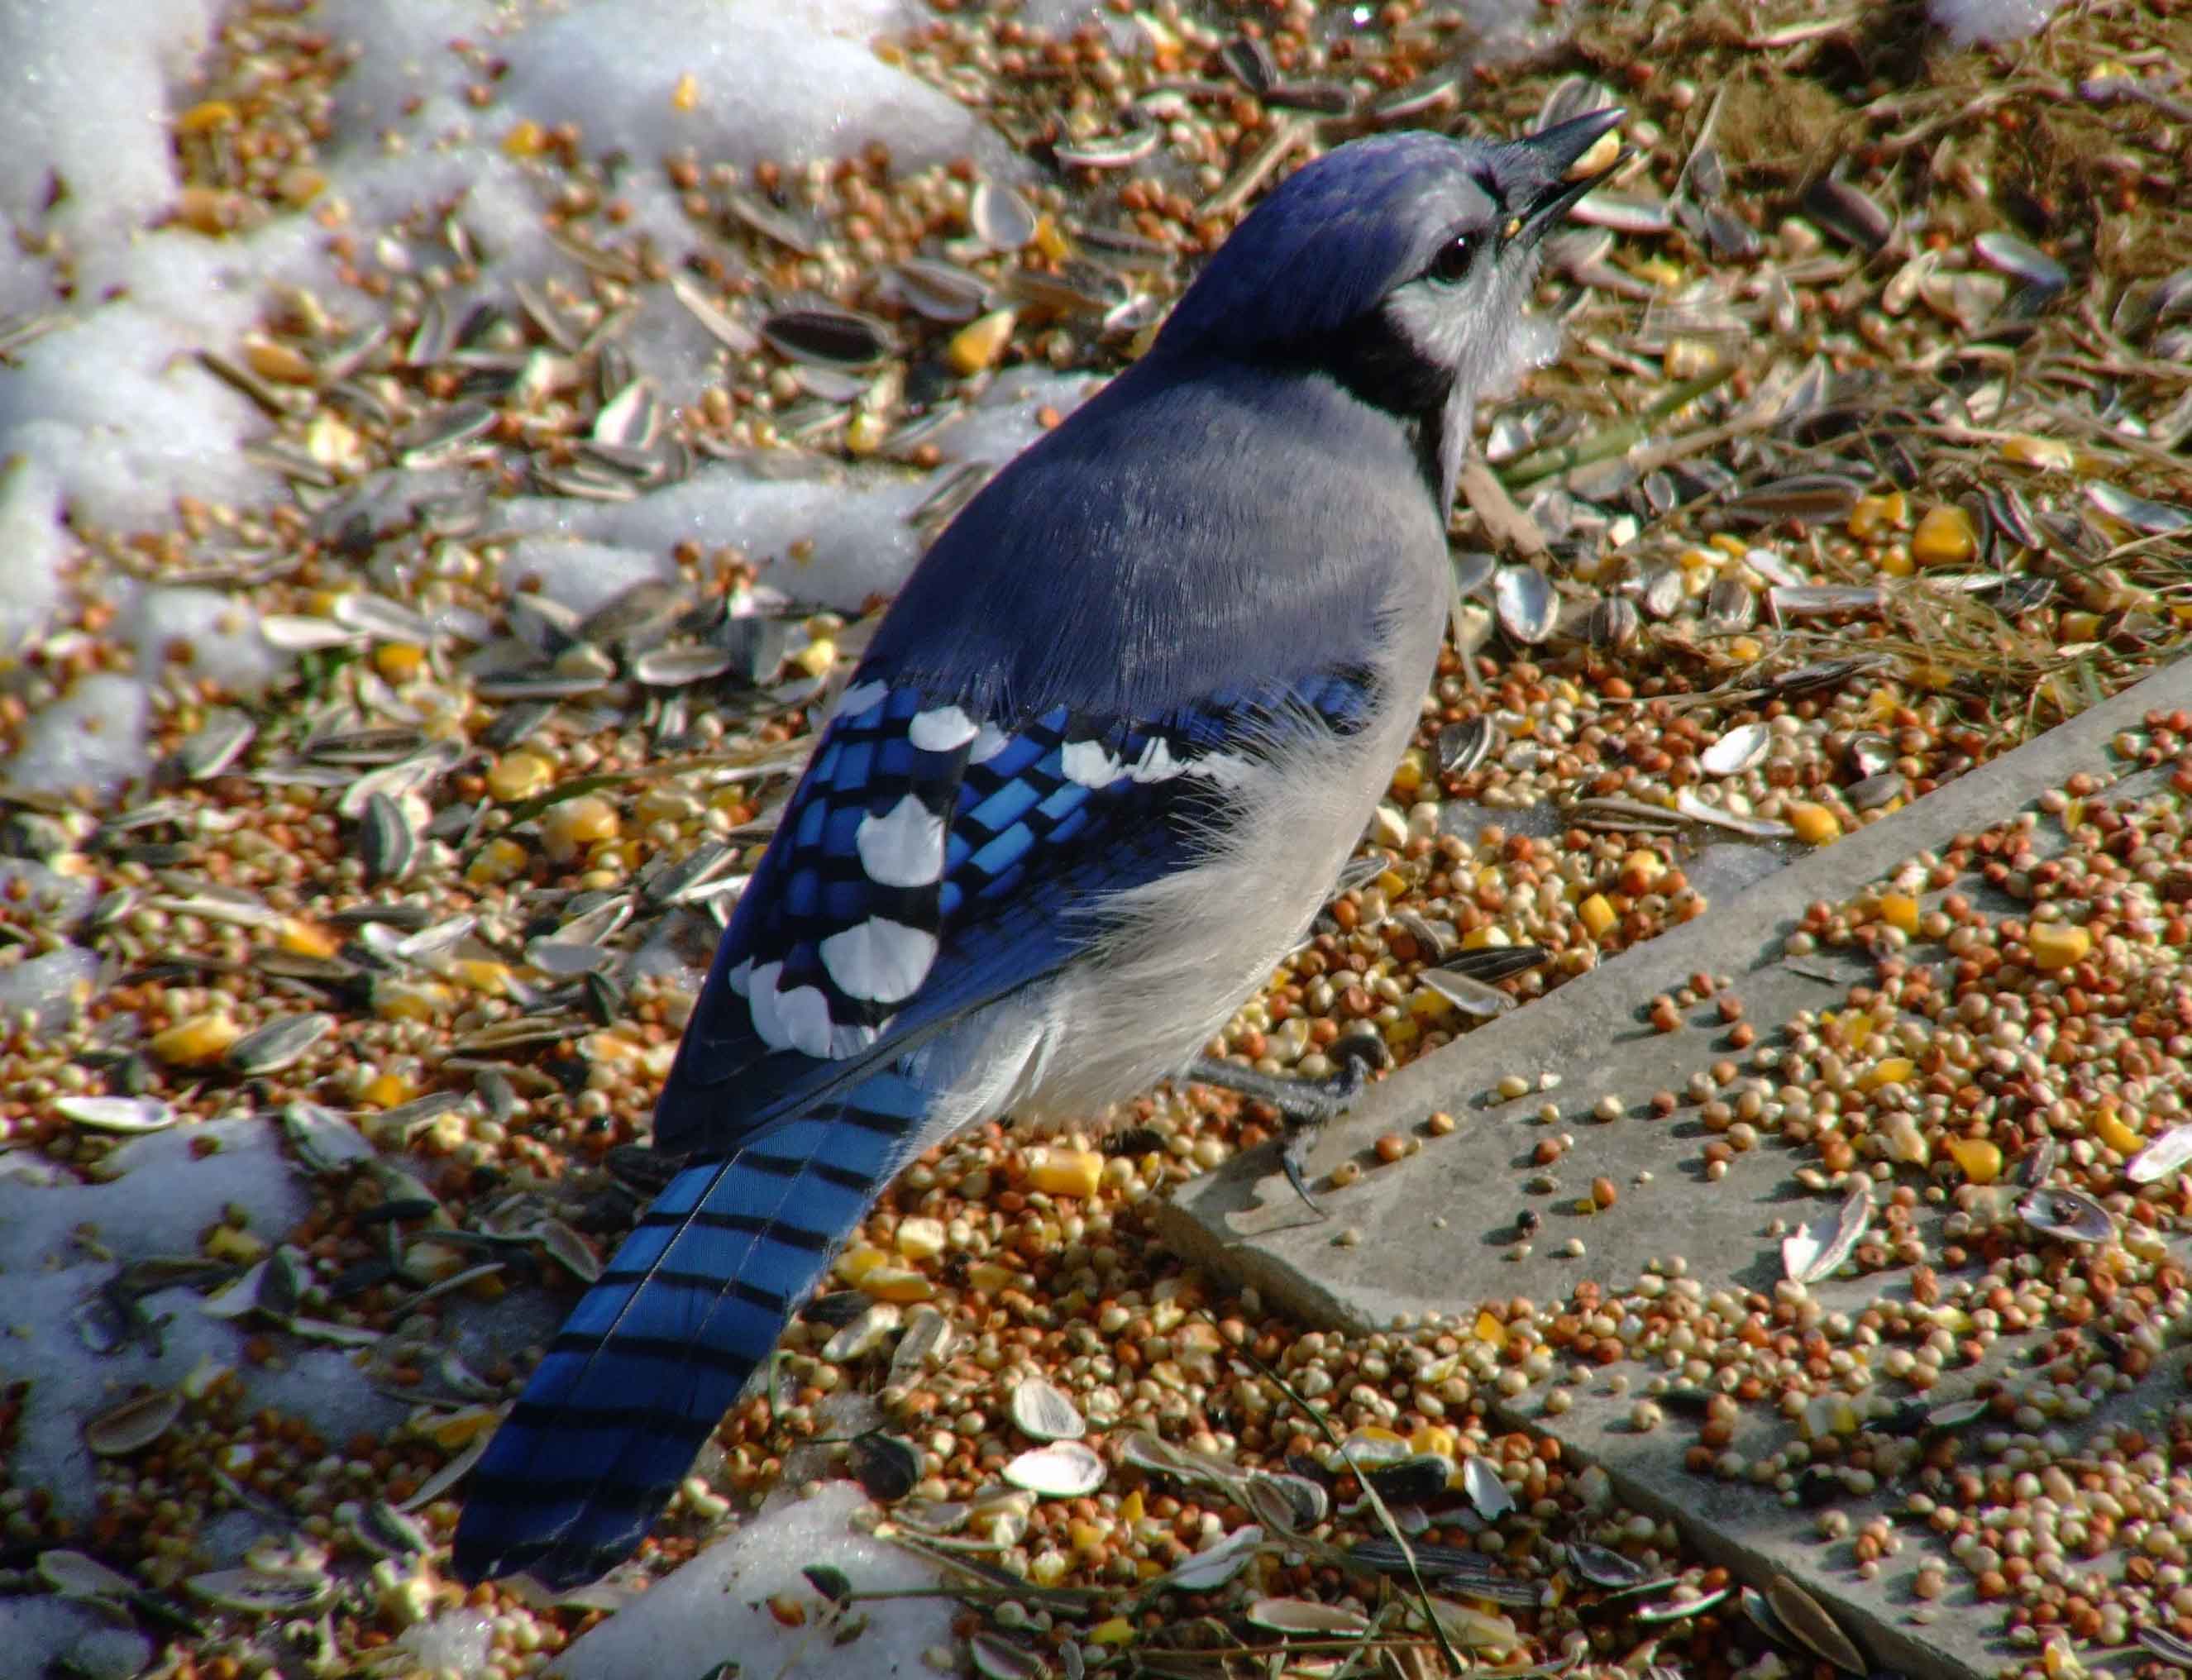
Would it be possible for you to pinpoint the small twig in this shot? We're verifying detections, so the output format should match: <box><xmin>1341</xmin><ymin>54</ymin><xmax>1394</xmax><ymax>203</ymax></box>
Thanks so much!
<box><xmin>1497</xmin><ymin>364</ymin><xmax>1741</xmax><ymax>489</ymax></box>
<box><xmin>1203</xmin><ymin>1311</ymin><xmax>1470</xmax><ymax>1678</ymax></box>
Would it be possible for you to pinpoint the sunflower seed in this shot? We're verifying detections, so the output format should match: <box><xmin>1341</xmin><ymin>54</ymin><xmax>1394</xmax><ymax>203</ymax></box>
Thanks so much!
<box><xmin>2018</xmin><ymin>1186</ymin><xmax>2113</xmax><ymax>1245</ymax></box>
<box><xmin>821</xmin><ymin>1301</ymin><xmax>901</xmax><ymax>1363</ymax></box>
<box><xmin>225</xmin><ymin>1013</ymin><xmax>332</xmax><ymax>1076</ymax></box>
<box><xmin>358</xmin><ymin>793</ymin><xmax>419</xmax><ymax>884</ymax></box>
<box><xmin>1974</xmin><ymin>230</ymin><xmax>2067</xmax><ymax>294</ymax></box>
<box><xmin>1636</xmin><ymin>1584</ymin><xmax>1731</xmax><ymax>1622</ymax></box>
<box><xmin>1493</xmin><ymin>566</ymin><xmax>1557</xmax><ymax>643</ymax></box>
<box><xmin>1461</xmin><ymin>1456</ymin><xmax>1513</xmax><ymax>1521</ymax></box>
<box><xmin>2138</xmin><ymin>1629</ymin><xmax>2192</xmax><ymax>1670</ymax></box>
<box><xmin>1700</xmin><ymin>722</ymin><xmax>1770</xmax><ymax>776</ymax></box>
<box><xmin>1243</xmin><ymin>1470</ymin><xmax>1327</xmax><ymax>1531</ymax></box>
<box><xmin>1588</xmin><ymin>594</ymin><xmax>1642</xmax><ymax>650</ymax></box>
<box><xmin>1567</xmin><ymin>1541</ymin><xmax>1658</xmax><ymax>1588</ymax></box>
<box><xmin>1418</xmin><ymin>966</ymin><xmax>1516</xmax><ymax>1019</ymax></box>
<box><xmin>1371</xmin><ymin>75</ymin><xmax>1458</xmax><ymax>124</ymax></box>
<box><xmin>1765</xmin><ymin>1575</ymin><xmax>1864</xmax><ymax>1672</ymax></box>
<box><xmin>1053</xmin><ymin>123</ymin><xmax>1160</xmax><ymax>170</ymax></box>
<box><xmin>852</xmin><ymin>1431</ymin><xmax>921</xmax><ymax>1502</ymax></box>
<box><xmin>969</xmin><ymin>182</ymin><xmax>1037</xmax><ymax>252</ymax></box>
<box><xmin>176</xmin><ymin>710</ymin><xmax>256</xmax><ymax>780</ymax></box>
<box><xmin>2087</xmin><ymin>481</ymin><xmax>2192</xmax><ymax>534</ymax></box>
<box><xmin>1804</xmin><ymin>179</ymin><xmax>1892</xmax><ymax>252</ymax></box>
<box><xmin>184</xmin><ymin>1567</ymin><xmax>332</xmax><ymax>1616</ymax></box>
<box><xmin>39</xmin><ymin>1549</ymin><xmax>141</xmax><ymax>1601</ymax></box>
<box><xmin>56</xmin><ymin>1095</ymin><xmax>175</xmax><ymax>1133</ymax></box>
<box><xmin>1703</xmin><ymin>576</ymin><xmax>1757</xmax><ymax>633</ymax></box>
<box><xmin>1783</xmin><ymin>1185</ymin><xmax>1872</xmax><ymax>1284</ymax></box>
<box><xmin>1219</xmin><ymin>35</ymin><xmax>1275</xmax><ymax>94</ymax></box>
<box><xmin>1436</xmin><ymin>715</ymin><xmax>1495</xmax><ymax>776</ymax></box>
<box><xmin>1010</xmin><ymin>1376</ymin><xmax>1086</xmax><ymax>1441</ymax></box>
<box><xmin>260</xmin><ymin>613</ymin><xmax>361</xmax><ymax>653</ymax></box>
<box><xmin>633</xmin><ymin>644</ymin><xmax>733</xmax><ymax>687</ymax></box>
<box><xmin>723</xmin><ymin>187</ymin><xmax>817</xmax><ymax>255</ymax></box>
<box><xmin>1156</xmin><ymin>1524</ymin><xmax>1263</xmax><ymax>1592</ymax></box>
<box><xmin>1245</xmin><ymin>1597</ymin><xmax>1369</xmax><ymax>1635</ymax></box>
<box><xmin>762</xmin><ymin>306</ymin><xmax>891</xmax><ymax>369</ymax></box>
<box><xmin>969</xmin><ymin>1632</ymin><xmax>1046</xmax><ymax>1680</ymax></box>
<box><xmin>84</xmin><ymin>1389</ymin><xmax>183</xmax><ymax>1455</ymax></box>
<box><xmin>1001</xmin><ymin>1441</ymin><xmax>1104</xmax><ymax>1497</ymax></box>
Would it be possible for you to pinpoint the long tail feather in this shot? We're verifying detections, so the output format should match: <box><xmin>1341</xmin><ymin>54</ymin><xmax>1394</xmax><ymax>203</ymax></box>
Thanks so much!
<box><xmin>451</xmin><ymin>1072</ymin><xmax>925</xmax><ymax>1587</ymax></box>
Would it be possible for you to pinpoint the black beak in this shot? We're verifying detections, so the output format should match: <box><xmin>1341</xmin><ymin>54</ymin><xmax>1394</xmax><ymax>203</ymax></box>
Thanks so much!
<box><xmin>1502</xmin><ymin>107</ymin><xmax>1626</xmax><ymax>247</ymax></box>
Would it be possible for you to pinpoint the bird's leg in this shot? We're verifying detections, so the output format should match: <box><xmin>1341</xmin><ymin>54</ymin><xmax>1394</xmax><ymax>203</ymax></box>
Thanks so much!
<box><xmin>1186</xmin><ymin>1036</ymin><xmax>1390</xmax><ymax>1218</ymax></box>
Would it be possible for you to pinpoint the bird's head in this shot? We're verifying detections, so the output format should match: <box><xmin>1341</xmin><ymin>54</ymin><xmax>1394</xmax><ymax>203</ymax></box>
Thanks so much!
<box><xmin>1152</xmin><ymin>112</ymin><xmax>1624</xmax><ymax>501</ymax></box>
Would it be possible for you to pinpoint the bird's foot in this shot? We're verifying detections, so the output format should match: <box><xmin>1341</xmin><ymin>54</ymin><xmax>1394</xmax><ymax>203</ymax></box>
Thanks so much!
<box><xmin>1187</xmin><ymin>1033</ymin><xmax>1391</xmax><ymax>1218</ymax></box>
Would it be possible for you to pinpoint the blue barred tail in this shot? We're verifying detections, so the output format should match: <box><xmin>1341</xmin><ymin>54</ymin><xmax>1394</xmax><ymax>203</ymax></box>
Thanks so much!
<box><xmin>450</xmin><ymin>1074</ymin><xmax>925</xmax><ymax>1587</ymax></box>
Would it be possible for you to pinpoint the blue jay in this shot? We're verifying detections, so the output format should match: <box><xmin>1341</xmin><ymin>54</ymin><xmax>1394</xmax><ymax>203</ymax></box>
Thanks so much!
<box><xmin>453</xmin><ymin>111</ymin><xmax>1624</xmax><ymax>1589</ymax></box>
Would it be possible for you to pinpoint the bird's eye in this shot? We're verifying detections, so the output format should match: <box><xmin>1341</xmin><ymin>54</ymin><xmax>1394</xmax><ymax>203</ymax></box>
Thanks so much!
<box><xmin>1427</xmin><ymin>234</ymin><xmax>1476</xmax><ymax>283</ymax></box>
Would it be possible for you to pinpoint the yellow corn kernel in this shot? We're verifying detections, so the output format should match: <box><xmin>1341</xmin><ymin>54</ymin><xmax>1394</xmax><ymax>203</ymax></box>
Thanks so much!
<box><xmin>1788</xmin><ymin>803</ymin><xmax>1841</xmax><ymax>846</ymax></box>
<box><xmin>2058</xmin><ymin>611</ymin><xmax>2104</xmax><ymax>645</ymax></box>
<box><xmin>542</xmin><ymin>795</ymin><xmax>620</xmax><ymax>864</ymax></box>
<box><xmin>1877</xmin><ymin>544</ymin><xmax>1917</xmax><ymax>578</ymax></box>
<box><xmin>2029</xmin><ymin>922</ymin><xmax>2090</xmax><ymax>971</ymax></box>
<box><xmin>1621</xmin><ymin>848</ymin><xmax>1666</xmax><ymax>885</ymax></box>
<box><xmin>278</xmin><ymin>917</ymin><xmax>340</xmax><ymax>958</ymax></box>
<box><xmin>945</xmin><ymin>308</ymin><xmax>1016</xmax><ymax>376</ymax></box>
<box><xmin>834</xmin><ymin>1245</ymin><xmax>887</xmax><ymax>1285</ymax></box>
<box><xmin>1027</xmin><ymin>1147</ymin><xmax>1103</xmax><ymax>1198</ymax></box>
<box><xmin>1879</xmin><ymin>894</ymin><xmax>1920</xmax><ymax>933</ymax></box>
<box><xmin>177</xmin><ymin>99</ymin><xmax>239</xmax><ymax>133</ymax></box>
<box><xmin>1411</xmin><ymin>988</ymin><xmax>1454</xmax><ymax>1020</ymax></box>
<box><xmin>1846</xmin><ymin>491</ymin><xmax>1907</xmax><ymax>541</ymax></box>
<box><xmin>1091</xmin><ymin>1616</ymin><xmax>1136</xmax><ymax>1646</ymax></box>
<box><xmin>1949</xmin><ymin>1137</ymin><xmax>2003</xmax><ymax>1185</ymax></box>
<box><xmin>1031</xmin><ymin>215</ymin><xmax>1070</xmax><ymax>263</ymax></box>
<box><xmin>466</xmin><ymin>836</ymin><xmax>529</xmax><ymax>885</ymax></box>
<box><xmin>1383</xmin><ymin>1016</ymin><xmax>1420</xmax><ymax>1051</ymax></box>
<box><xmin>2092</xmin><ymin>1106</ymin><xmax>2140</xmax><ymax>1157</ymax></box>
<box><xmin>502</xmin><ymin>118</ymin><xmax>549</xmax><ymax>157</ymax></box>
<box><xmin>793</xmin><ymin>637</ymin><xmax>837</xmax><ymax>677</ymax></box>
<box><xmin>1578</xmin><ymin>892</ymin><xmax>1617</xmax><ymax>937</ymax></box>
<box><xmin>1859</xmin><ymin>1057</ymin><xmax>1914</xmax><ymax>1093</ymax></box>
<box><xmin>894</xmin><ymin>1217</ymin><xmax>947</xmax><ymax>1261</ymax></box>
<box><xmin>671</xmin><ymin>71</ymin><xmax>700</xmax><ymax>112</ymax></box>
<box><xmin>1473</xmin><ymin>1310</ymin><xmax>1507</xmax><ymax>1349</ymax></box>
<box><xmin>204</xmin><ymin>1224</ymin><xmax>270</xmax><ymax>1264</ymax></box>
<box><xmin>1460</xmin><ymin>924</ymin><xmax>1513</xmax><ymax>951</ymax></box>
<box><xmin>361</xmin><ymin>1071</ymin><xmax>418</xmax><ymax>1109</ymax></box>
<box><xmin>844</xmin><ymin>410</ymin><xmax>887</xmax><ymax>456</ymax></box>
<box><xmin>967</xmin><ymin>1261</ymin><xmax>1015</xmax><ymax>1292</ymax></box>
<box><xmin>2002</xmin><ymin>432</ymin><xmax>2074</xmax><ymax>471</ymax></box>
<box><xmin>374</xmin><ymin>642</ymin><xmax>425</xmax><ymax>684</ymax></box>
<box><xmin>373</xmin><ymin>981</ymin><xmax>451</xmax><ymax>1021</ymax></box>
<box><xmin>1911</xmin><ymin>505</ymin><xmax>1976</xmax><ymax>566</ymax></box>
<box><xmin>150</xmin><ymin>1011</ymin><xmax>241</xmax><ymax>1067</ymax></box>
<box><xmin>858</xmin><ymin>1266</ymin><xmax>936</xmax><ymax>1304</ymax></box>
<box><xmin>1411</xmin><ymin>1425</ymin><xmax>1459</xmax><ymax>1459</ymax></box>
<box><xmin>244</xmin><ymin>337</ymin><xmax>318</xmax><ymax>385</ymax></box>
<box><xmin>1119</xmin><ymin>1491</ymin><xmax>1144</xmax><ymax>1524</ymax></box>
<box><xmin>451</xmin><ymin>958</ymin><xmax>518</xmax><ymax>997</ymax></box>
<box><xmin>1389</xmin><ymin>752</ymin><xmax>1426</xmax><ymax>795</ymax></box>
<box><xmin>486</xmin><ymin>751</ymin><xmax>555</xmax><ymax>802</ymax></box>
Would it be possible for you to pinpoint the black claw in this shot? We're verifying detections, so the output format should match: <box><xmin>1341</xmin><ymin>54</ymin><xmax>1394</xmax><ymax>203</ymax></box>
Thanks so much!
<box><xmin>1279</xmin><ymin>1125</ymin><xmax>1326</xmax><ymax>1217</ymax></box>
<box><xmin>1186</xmin><ymin>1046</ymin><xmax>1391</xmax><ymax>1219</ymax></box>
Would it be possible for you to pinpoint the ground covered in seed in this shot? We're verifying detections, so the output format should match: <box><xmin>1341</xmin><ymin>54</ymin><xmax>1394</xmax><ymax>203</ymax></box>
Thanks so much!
<box><xmin>0</xmin><ymin>0</ymin><xmax>2188</xmax><ymax>1677</ymax></box>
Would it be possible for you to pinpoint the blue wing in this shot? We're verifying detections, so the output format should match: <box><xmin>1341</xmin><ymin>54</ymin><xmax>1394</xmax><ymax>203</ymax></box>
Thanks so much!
<box><xmin>649</xmin><ymin>666</ymin><xmax>1379</xmax><ymax>1157</ymax></box>
<box><xmin>449</xmin><ymin>664</ymin><xmax>1384</xmax><ymax>1587</ymax></box>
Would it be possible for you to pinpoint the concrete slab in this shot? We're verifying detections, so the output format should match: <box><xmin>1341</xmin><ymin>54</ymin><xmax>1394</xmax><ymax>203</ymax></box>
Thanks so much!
<box><xmin>1158</xmin><ymin>652</ymin><xmax>2192</xmax><ymax>1680</ymax></box>
<box><xmin>1162</xmin><ymin>652</ymin><xmax>2192</xmax><ymax>1323</ymax></box>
